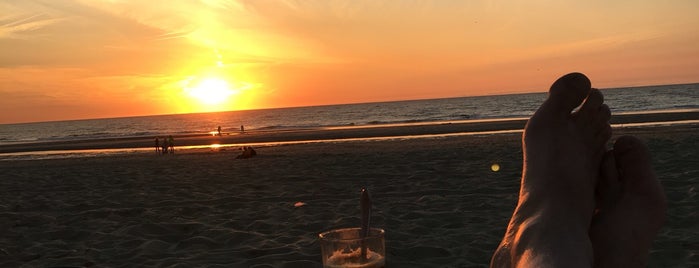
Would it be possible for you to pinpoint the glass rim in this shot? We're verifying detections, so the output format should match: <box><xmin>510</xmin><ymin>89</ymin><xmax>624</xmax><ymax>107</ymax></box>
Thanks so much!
<box><xmin>318</xmin><ymin>227</ymin><xmax>385</xmax><ymax>242</ymax></box>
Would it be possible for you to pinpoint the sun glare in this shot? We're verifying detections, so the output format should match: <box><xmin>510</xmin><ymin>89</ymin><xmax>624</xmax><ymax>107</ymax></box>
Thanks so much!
<box><xmin>186</xmin><ymin>78</ymin><xmax>236</xmax><ymax>105</ymax></box>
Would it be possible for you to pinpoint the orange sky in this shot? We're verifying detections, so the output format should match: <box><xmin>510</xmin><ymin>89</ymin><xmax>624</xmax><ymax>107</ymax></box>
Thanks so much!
<box><xmin>1</xmin><ymin>0</ymin><xmax>698</xmax><ymax>124</ymax></box>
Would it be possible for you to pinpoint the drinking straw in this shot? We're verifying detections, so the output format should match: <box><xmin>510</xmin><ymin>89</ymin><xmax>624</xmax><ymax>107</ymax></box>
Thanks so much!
<box><xmin>360</xmin><ymin>187</ymin><xmax>371</xmax><ymax>261</ymax></box>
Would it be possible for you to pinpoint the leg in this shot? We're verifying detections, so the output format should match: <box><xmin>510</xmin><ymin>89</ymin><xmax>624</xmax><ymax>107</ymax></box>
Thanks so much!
<box><xmin>590</xmin><ymin>136</ymin><xmax>666</xmax><ymax>267</ymax></box>
<box><xmin>491</xmin><ymin>73</ymin><xmax>611</xmax><ymax>267</ymax></box>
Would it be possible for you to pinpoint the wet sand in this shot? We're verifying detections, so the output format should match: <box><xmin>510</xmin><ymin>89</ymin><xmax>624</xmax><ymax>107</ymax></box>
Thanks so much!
<box><xmin>0</xmin><ymin>117</ymin><xmax>697</xmax><ymax>267</ymax></box>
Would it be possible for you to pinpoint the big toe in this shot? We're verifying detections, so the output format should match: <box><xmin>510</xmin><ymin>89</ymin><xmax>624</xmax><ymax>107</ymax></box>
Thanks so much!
<box><xmin>542</xmin><ymin>72</ymin><xmax>592</xmax><ymax>117</ymax></box>
<box><xmin>613</xmin><ymin>136</ymin><xmax>654</xmax><ymax>188</ymax></box>
<box><xmin>613</xmin><ymin>136</ymin><xmax>667</xmax><ymax>217</ymax></box>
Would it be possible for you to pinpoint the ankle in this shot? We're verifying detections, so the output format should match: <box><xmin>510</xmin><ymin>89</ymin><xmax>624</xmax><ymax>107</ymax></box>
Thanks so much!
<box><xmin>519</xmin><ymin>184</ymin><xmax>595</xmax><ymax>224</ymax></box>
<box><xmin>507</xmin><ymin>208</ymin><xmax>593</xmax><ymax>267</ymax></box>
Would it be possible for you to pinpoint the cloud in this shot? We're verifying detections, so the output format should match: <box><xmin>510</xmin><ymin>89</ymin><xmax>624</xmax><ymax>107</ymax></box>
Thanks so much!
<box><xmin>0</xmin><ymin>1</ymin><xmax>179</xmax><ymax>70</ymax></box>
<box><xmin>0</xmin><ymin>13</ymin><xmax>66</xmax><ymax>39</ymax></box>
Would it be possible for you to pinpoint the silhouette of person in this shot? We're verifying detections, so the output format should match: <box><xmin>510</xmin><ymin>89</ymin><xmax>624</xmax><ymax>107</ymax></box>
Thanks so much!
<box><xmin>155</xmin><ymin>137</ymin><xmax>160</xmax><ymax>154</ymax></box>
<box><xmin>236</xmin><ymin>146</ymin><xmax>257</xmax><ymax>159</ymax></box>
<box><xmin>167</xmin><ymin>135</ymin><xmax>175</xmax><ymax>154</ymax></box>
<box><xmin>161</xmin><ymin>138</ymin><xmax>168</xmax><ymax>154</ymax></box>
<box><xmin>218</xmin><ymin>126</ymin><xmax>222</xmax><ymax>136</ymax></box>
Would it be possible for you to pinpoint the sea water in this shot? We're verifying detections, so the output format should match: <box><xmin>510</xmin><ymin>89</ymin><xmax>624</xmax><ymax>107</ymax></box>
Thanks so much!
<box><xmin>1</xmin><ymin>83</ymin><xmax>698</xmax><ymax>146</ymax></box>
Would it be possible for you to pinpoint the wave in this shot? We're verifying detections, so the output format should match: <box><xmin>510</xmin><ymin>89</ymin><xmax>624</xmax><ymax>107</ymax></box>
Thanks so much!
<box><xmin>29</xmin><ymin>131</ymin><xmax>186</xmax><ymax>144</ymax></box>
<box><xmin>0</xmin><ymin>137</ymin><xmax>40</xmax><ymax>145</ymax></box>
<box><xmin>255</xmin><ymin>124</ymin><xmax>325</xmax><ymax>131</ymax></box>
<box><xmin>673</xmin><ymin>104</ymin><xmax>699</xmax><ymax>109</ymax></box>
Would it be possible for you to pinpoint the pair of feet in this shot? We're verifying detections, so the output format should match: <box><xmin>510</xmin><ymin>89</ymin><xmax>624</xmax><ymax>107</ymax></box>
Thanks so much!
<box><xmin>491</xmin><ymin>73</ymin><xmax>667</xmax><ymax>267</ymax></box>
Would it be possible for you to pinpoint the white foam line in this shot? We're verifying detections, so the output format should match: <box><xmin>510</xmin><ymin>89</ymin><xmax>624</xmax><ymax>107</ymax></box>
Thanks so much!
<box><xmin>612</xmin><ymin>119</ymin><xmax>699</xmax><ymax>128</ymax></box>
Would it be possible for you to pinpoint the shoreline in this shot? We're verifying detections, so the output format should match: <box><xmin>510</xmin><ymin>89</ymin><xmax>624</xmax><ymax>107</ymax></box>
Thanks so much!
<box><xmin>1</xmin><ymin>121</ymin><xmax>697</xmax><ymax>161</ymax></box>
<box><xmin>1</xmin><ymin>110</ymin><xmax>698</xmax><ymax>155</ymax></box>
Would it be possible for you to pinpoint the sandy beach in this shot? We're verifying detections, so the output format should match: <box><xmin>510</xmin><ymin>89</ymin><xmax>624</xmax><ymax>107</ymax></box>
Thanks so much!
<box><xmin>1</xmin><ymin>120</ymin><xmax>698</xmax><ymax>267</ymax></box>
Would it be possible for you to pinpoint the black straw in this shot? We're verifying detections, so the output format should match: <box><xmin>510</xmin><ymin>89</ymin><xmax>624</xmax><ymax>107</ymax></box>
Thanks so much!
<box><xmin>360</xmin><ymin>187</ymin><xmax>371</xmax><ymax>261</ymax></box>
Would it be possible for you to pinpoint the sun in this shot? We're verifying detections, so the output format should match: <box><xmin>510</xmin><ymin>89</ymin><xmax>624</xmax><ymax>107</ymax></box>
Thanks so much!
<box><xmin>186</xmin><ymin>78</ymin><xmax>236</xmax><ymax>105</ymax></box>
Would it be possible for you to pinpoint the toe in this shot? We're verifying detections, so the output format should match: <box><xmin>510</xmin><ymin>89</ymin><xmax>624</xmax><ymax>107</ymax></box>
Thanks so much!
<box><xmin>612</xmin><ymin>136</ymin><xmax>666</xmax><ymax>203</ymax></box>
<box><xmin>596</xmin><ymin>150</ymin><xmax>622</xmax><ymax>208</ymax></box>
<box><xmin>572</xmin><ymin>89</ymin><xmax>610</xmax><ymax>146</ymax></box>
<box><xmin>541</xmin><ymin>72</ymin><xmax>592</xmax><ymax>118</ymax></box>
<box><xmin>599</xmin><ymin>104</ymin><xmax>612</xmax><ymax>123</ymax></box>
<box><xmin>578</xmin><ymin>89</ymin><xmax>604</xmax><ymax>118</ymax></box>
<box><xmin>573</xmin><ymin>89</ymin><xmax>605</xmax><ymax>127</ymax></box>
<box><xmin>594</xmin><ymin>124</ymin><xmax>612</xmax><ymax>151</ymax></box>
<box><xmin>612</xmin><ymin>135</ymin><xmax>667</xmax><ymax>227</ymax></box>
<box><xmin>612</xmin><ymin>136</ymin><xmax>653</xmax><ymax>179</ymax></box>
<box><xmin>593</xmin><ymin>104</ymin><xmax>612</xmax><ymax>144</ymax></box>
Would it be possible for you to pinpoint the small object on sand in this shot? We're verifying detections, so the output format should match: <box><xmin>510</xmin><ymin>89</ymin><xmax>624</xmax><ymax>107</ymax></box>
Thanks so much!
<box><xmin>294</xmin><ymin>201</ymin><xmax>306</xmax><ymax>207</ymax></box>
<box><xmin>491</xmin><ymin>163</ymin><xmax>500</xmax><ymax>172</ymax></box>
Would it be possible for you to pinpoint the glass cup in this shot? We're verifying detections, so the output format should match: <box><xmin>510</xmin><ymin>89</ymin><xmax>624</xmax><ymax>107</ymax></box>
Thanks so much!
<box><xmin>319</xmin><ymin>227</ymin><xmax>386</xmax><ymax>268</ymax></box>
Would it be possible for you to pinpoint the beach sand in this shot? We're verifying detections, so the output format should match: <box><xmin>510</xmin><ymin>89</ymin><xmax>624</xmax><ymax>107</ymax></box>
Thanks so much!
<box><xmin>0</xmin><ymin>123</ymin><xmax>697</xmax><ymax>267</ymax></box>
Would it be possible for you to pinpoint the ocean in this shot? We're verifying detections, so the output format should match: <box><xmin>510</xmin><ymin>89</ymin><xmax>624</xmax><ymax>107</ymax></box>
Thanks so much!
<box><xmin>1</xmin><ymin>83</ymin><xmax>698</xmax><ymax>147</ymax></box>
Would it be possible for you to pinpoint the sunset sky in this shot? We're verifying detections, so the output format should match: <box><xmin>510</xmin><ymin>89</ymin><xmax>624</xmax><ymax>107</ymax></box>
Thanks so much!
<box><xmin>1</xmin><ymin>0</ymin><xmax>698</xmax><ymax>124</ymax></box>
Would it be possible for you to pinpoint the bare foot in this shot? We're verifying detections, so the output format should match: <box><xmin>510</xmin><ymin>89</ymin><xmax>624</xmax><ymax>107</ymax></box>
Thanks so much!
<box><xmin>491</xmin><ymin>73</ymin><xmax>611</xmax><ymax>267</ymax></box>
<box><xmin>590</xmin><ymin>136</ymin><xmax>667</xmax><ymax>267</ymax></box>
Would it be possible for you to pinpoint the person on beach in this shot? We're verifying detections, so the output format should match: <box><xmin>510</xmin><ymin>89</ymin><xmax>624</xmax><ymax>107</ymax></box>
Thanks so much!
<box><xmin>154</xmin><ymin>137</ymin><xmax>160</xmax><ymax>154</ymax></box>
<box><xmin>168</xmin><ymin>135</ymin><xmax>175</xmax><ymax>154</ymax></box>
<box><xmin>218</xmin><ymin>126</ymin><xmax>222</xmax><ymax>136</ymax></box>
<box><xmin>240</xmin><ymin>125</ymin><xmax>245</xmax><ymax>134</ymax></box>
<box><xmin>161</xmin><ymin>138</ymin><xmax>168</xmax><ymax>154</ymax></box>
<box><xmin>490</xmin><ymin>73</ymin><xmax>666</xmax><ymax>267</ymax></box>
<box><xmin>236</xmin><ymin>146</ymin><xmax>257</xmax><ymax>159</ymax></box>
